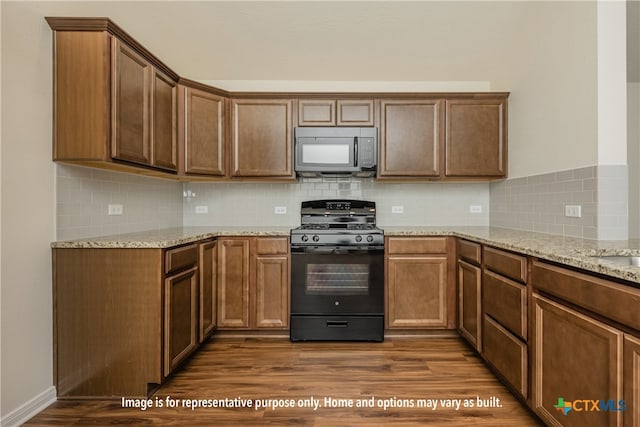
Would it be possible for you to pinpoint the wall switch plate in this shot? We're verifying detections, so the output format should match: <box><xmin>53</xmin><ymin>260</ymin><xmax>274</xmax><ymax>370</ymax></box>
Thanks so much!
<box><xmin>274</xmin><ymin>206</ymin><xmax>287</xmax><ymax>214</ymax></box>
<box><xmin>469</xmin><ymin>205</ymin><xmax>483</xmax><ymax>213</ymax></box>
<box><xmin>565</xmin><ymin>205</ymin><xmax>582</xmax><ymax>218</ymax></box>
<box><xmin>108</xmin><ymin>204</ymin><xmax>123</xmax><ymax>216</ymax></box>
<box><xmin>195</xmin><ymin>206</ymin><xmax>208</xmax><ymax>214</ymax></box>
<box><xmin>392</xmin><ymin>206</ymin><xmax>404</xmax><ymax>214</ymax></box>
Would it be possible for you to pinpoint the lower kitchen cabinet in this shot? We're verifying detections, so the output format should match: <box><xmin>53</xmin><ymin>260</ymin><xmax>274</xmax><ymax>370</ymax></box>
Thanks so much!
<box><xmin>199</xmin><ymin>240</ymin><xmax>218</xmax><ymax>341</ymax></box>
<box><xmin>385</xmin><ymin>237</ymin><xmax>454</xmax><ymax>329</ymax></box>
<box><xmin>532</xmin><ymin>293</ymin><xmax>623</xmax><ymax>427</ymax></box>
<box><xmin>164</xmin><ymin>266</ymin><xmax>198</xmax><ymax>376</ymax></box>
<box><xmin>457</xmin><ymin>239</ymin><xmax>482</xmax><ymax>350</ymax></box>
<box><xmin>624</xmin><ymin>334</ymin><xmax>640</xmax><ymax>427</ymax></box>
<box><xmin>217</xmin><ymin>237</ymin><xmax>290</xmax><ymax>330</ymax></box>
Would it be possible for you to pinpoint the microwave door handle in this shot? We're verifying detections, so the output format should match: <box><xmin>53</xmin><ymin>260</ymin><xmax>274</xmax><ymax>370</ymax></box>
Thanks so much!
<box><xmin>354</xmin><ymin>137</ymin><xmax>358</xmax><ymax>166</ymax></box>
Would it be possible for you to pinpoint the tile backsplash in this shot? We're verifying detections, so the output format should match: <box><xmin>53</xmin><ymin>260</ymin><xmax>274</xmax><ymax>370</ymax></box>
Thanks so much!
<box><xmin>56</xmin><ymin>164</ymin><xmax>183</xmax><ymax>240</ymax></box>
<box><xmin>490</xmin><ymin>165</ymin><xmax>628</xmax><ymax>240</ymax></box>
<box><xmin>182</xmin><ymin>178</ymin><xmax>490</xmax><ymax>228</ymax></box>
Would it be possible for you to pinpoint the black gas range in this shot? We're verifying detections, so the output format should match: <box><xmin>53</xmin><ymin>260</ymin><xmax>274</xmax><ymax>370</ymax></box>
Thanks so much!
<box><xmin>290</xmin><ymin>200</ymin><xmax>384</xmax><ymax>342</ymax></box>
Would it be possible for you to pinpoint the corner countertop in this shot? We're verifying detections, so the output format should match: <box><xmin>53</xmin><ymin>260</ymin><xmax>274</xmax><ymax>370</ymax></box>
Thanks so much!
<box><xmin>383</xmin><ymin>226</ymin><xmax>640</xmax><ymax>285</ymax></box>
<box><xmin>52</xmin><ymin>225</ymin><xmax>640</xmax><ymax>285</ymax></box>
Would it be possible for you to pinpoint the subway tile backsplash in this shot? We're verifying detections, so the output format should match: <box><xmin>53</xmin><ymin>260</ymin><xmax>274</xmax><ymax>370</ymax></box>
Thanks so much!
<box><xmin>490</xmin><ymin>165</ymin><xmax>628</xmax><ymax>240</ymax></box>
<box><xmin>56</xmin><ymin>164</ymin><xmax>183</xmax><ymax>240</ymax></box>
<box><xmin>57</xmin><ymin>164</ymin><xmax>628</xmax><ymax>241</ymax></box>
<box><xmin>182</xmin><ymin>178</ymin><xmax>491</xmax><ymax>228</ymax></box>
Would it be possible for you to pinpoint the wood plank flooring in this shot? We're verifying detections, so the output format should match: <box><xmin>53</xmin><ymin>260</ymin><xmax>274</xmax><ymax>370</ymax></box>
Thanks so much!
<box><xmin>26</xmin><ymin>337</ymin><xmax>542</xmax><ymax>426</ymax></box>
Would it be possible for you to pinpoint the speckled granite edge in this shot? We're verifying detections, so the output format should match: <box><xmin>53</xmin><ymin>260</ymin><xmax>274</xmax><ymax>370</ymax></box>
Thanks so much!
<box><xmin>52</xmin><ymin>226</ymin><xmax>640</xmax><ymax>285</ymax></box>
<box><xmin>51</xmin><ymin>227</ymin><xmax>291</xmax><ymax>249</ymax></box>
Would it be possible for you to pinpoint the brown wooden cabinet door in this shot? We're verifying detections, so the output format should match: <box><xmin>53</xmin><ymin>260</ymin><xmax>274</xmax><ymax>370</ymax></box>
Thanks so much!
<box><xmin>164</xmin><ymin>267</ymin><xmax>198</xmax><ymax>377</ymax></box>
<box><xmin>217</xmin><ymin>238</ymin><xmax>251</xmax><ymax>328</ymax></box>
<box><xmin>386</xmin><ymin>255</ymin><xmax>447</xmax><ymax>328</ymax></box>
<box><xmin>183</xmin><ymin>87</ymin><xmax>226</xmax><ymax>176</ymax></box>
<box><xmin>533</xmin><ymin>294</ymin><xmax>623</xmax><ymax>427</ymax></box>
<box><xmin>458</xmin><ymin>259</ymin><xmax>481</xmax><ymax>350</ymax></box>
<box><xmin>337</xmin><ymin>99</ymin><xmax>374</xmax><ymax>126</ymax></box>
<box><xmin>298</xmin><ymin>99</ymin><xmax>335</xmax><ymax>126</ymax></box>
<box><xmin>199</xmin><ymin>241</ymin><xmax>217</xmax><ymax>342</ymax></box>
<box><xmin>112</xmin><ymin>39</ymin><xmax>151</xmax><ymax>165</ymax></box>
<box><xmin>151</xmin><ymin>69</ymin><xmax>177</xmax><ymax>171</ymax></box>
<box><xmin>255</xmin><ymin>255</ymin><xmax>289</xmax><ymax>328</ymax></box>
<box><xmin>624</xmin><ymin>334</ymin><xmax>640</xmax><ymax>427</ymax></box>
<box><xmin>379</xmin><ymin>99</ymin><xmax>442</xmax><ymax>178</ymax></box>
<box><xmin>230</xmin><ymin>99</ymin><xmax>293</xmax><ymax>178</ymax></box>
<box><xmin>445</xmin><ymin>98</ymin><xmax>506</xmax><ymax>177</ymax></box>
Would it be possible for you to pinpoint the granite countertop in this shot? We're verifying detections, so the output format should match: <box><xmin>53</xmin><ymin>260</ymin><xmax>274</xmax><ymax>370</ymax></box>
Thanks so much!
<box><xmin>383</xmin><ymin>226</ymin><xmax>640</xmax><ymax>285</ymax></box>
<box><xmin>51</xmin><ymin>226</ymin><xmax>291</xmax><ymax>249</ymax></box>
<box><xmin>52</xmin><ymin>225</ymin><xmax>640</xmax><ymax>285</ymax></box>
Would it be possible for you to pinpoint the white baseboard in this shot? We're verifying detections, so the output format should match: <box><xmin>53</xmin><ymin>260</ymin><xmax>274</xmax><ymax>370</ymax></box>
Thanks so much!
<box><xmin>1</xmin><ymin>386</ymin><xmax>56</xmax><ymax>427</ymax></box>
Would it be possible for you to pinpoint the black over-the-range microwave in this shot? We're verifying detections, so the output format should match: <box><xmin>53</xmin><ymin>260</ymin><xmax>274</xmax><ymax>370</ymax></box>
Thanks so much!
<box><xmin>294</xmin><ymin>127</ymin><xmax>378</xmax><ymax>177</ymax></box>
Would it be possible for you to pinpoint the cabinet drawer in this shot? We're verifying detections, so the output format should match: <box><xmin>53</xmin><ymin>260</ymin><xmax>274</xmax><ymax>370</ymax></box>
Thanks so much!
<box><xmin>457</xmin><ymin>239</ymin><xmax>481</xmax><ymax>264</ymax></box>
<box><xmin>165</xmin><ymin>244</ymin><xmax>198</xmax><ymax>275</ymax></box>
<box><xmin>256</xmin><ymin>237</ymin><xmax>289</xmax><ymax>255</ymax></box>
<box><xmin>298</xmin><ymin>99</ymin><xmax>335</xmax><ymax>126</ymax></box>
<box><xmin>483</xmin><ymin>315</ymin><xmax>528</xmax><ymax>399</ymax></box>
<box><xmin>483</xmin><ymin>270</ymin><xmax>527</xmax><ymax>339</ymax></box>
<box><xmin>532</xmin><ymin>260</ymin><xmax>640</xmax><ymax>330</ymax></box>
<box><xmin>386</xmin><ymin>237</ymin><xmax>447</xmax><ymax>255</ymax></box>
<box><xmin>483</xmin><ymin>246</ymin><xmax>527</xmax><ymax>283</ymax></box>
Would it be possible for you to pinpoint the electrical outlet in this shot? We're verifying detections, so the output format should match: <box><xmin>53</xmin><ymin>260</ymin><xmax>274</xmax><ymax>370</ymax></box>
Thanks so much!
<box><xmin>565</xmin><ymin>205</ymin><xmax>582</xmax><ymax>218</ymax></box>
<box><xmin>392</xmin><ymin>206</ymin><xmax>404</xmax><ymax>214</ymax></box>
<box><xmin>195</xmin><ymin>206</ymin><xmax>208</xmax><ymax>214</ymax></box>
<box><xmin>274</xmin><ymin>206</ymin><xmax>287</xmax><ymax>214</ymax></box>
<box><xmin>469</xmin><ymin>205</ymin><xmax>482</xmax><ymax>213</ymax></box>
<box><xmin>108</xmin><ymin>204</ymin><xmax>123</xmax><ymax>216</ymax></box>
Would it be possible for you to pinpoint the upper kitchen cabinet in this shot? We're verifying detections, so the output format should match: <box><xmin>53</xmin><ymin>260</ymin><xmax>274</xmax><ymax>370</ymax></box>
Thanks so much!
<box><xmin>47</xmin><ymin>18</ymin><xmax>179</xmax><ymax>175</ymax></box>
<box><xmin>445</xmin><ymin>97</ymin><xmax>507</xmax><ymax>178</ymax></box>
<box><xmin>298</xmin><ymin>99</ymin><xmax>374</xmax><ymax>126</ymax></box>
<box><xmin>230</xmin><ymin>99</ymin><xmax>295</xmax><ymax>179</ymax></box>
<box><xmin>378</xmin><ymin>99</ymin><xmax>442</xmax><ymax>179</ymax></box>
<box><xmin>178</xmin><ymin>81</ymin><xmax>227</xmax><ymax>177</ymax></box>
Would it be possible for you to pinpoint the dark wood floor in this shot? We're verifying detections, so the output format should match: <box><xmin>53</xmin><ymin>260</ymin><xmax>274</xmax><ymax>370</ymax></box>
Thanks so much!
<box><xmin>26</xmin><ymin>337</ymin><xmax>541</xmax><ymax>426</ymax></box>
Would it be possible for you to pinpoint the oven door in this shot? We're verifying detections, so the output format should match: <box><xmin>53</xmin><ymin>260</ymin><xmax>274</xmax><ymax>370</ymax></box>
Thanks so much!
<box><xmin>290</xmin><ymin>245</ymin><xmax>384</xmax><ymax>315</ymax></box>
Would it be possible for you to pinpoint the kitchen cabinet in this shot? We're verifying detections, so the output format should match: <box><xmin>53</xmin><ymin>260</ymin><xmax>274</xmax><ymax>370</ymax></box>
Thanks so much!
<box><xmin>47</xmin><ymin>19</ymin><xmax>180</xmax><ymax>175</ymax></box>
<box><xmin>445</xmin><ymin>98</ymin><xmax>506</xmax><ymax>178</ymax></box>
<box><xmin>532</xmin><ymin>294</ymin><xmax>623</xmax><ymax>427</ymax></box>
<box><xmin>385</xmin><ymin>237</ymin><xmax>454</xmax><ymax>329</ymax></box>
<box><xmin>230</xmin><ymin>99</ymin><xmax>295</xmax><ymax>179</ymax></box>
<box><xmin>378</xmin><ymin>99</ymin><xmax>442</xmax><ymax>179</ymax></box>
<box><xmin>624</xmin><ymin>334</ymin><xmax>640</xmax><ymax>427</ymax></box>
<box><xmin>298</xmin><ymin>99</ymin><xmax>374</xmax><ymax>126</ymax></box>
<box><xmin>255</xmin><ymin>238</ymin><xmax>290</xmax><ymax>329</ymax></box>
<box><xmin>217</xmin><ymin>238</ymin><xmax>251</xmax><ymax>328</ymax></box>
<box><xmin>217</xmin><ymin>237</ymin><xmax>290</xmax><ymax>330</ymax></box>
<box><xmin>112</xmin><ymin>39</ymin><xmax>177</xmax><ymax>171</ymax></box>
<box><xmin>53</xmin><ymin>242</ymin><xmax>203</xmax><ymax>398</ymax></box>
<box><xmin>179</xmin><ymin>83</ymin><xmax>227</xmax><ymax>177</ymax></box>
<box><xmin>530</xmin><ymin>260</ymin><xmax>640</xmax><ymax>427</ymax></box>
<box><xmin>199</xmin><ymin>240</ymin><xmax>218</xmax><ymax>341</ymax></box>
<box><xmin>457</xmin><ymin>239</ymin><xmax>482</xmax><ymax>350</ymax></box>
<box><xmin>482</xmin><ymin>246</ymin><xmax>528</xmax><ymax>399</ymax></box>
<box><xmin>163</xmin><ymin>263</ymin><xmax>198</xmax><ymax>376</ymax></box>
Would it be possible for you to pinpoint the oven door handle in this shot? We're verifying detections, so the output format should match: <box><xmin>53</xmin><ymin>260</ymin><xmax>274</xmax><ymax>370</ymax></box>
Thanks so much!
<box><xmin>292</xmin><ymin>246</ymin><xmax>383</xmax><ymax>254</ymax></box>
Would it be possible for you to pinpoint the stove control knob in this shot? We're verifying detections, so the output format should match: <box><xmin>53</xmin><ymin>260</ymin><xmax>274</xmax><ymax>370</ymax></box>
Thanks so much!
<box><xmin>355</xmin><ymin>235</ymin><xmax>363</xmax><ymax>242</ymax></box>
<box><xmin>301</xmin><ymin>235</ymin><xmax>309</xmax><ymax>242</ymax></box>
<box><xmin>367</xmin><ymin>235</ymin><xmax>374</xmax><ymax>242</ymax></box>
<box><xmin>312</xmin><ymin>235</ymin><xmax>320</xmax><ymax>242</ymax></box>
